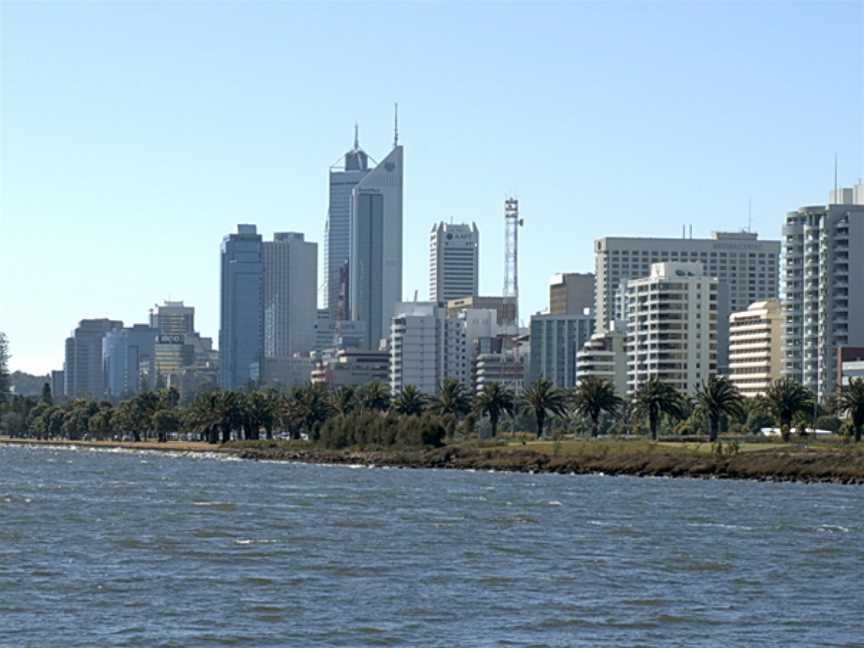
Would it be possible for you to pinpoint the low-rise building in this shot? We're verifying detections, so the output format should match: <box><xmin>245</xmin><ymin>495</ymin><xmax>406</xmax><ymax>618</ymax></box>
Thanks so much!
<box><xmin>310</xmin><ymin>349</ymin><xmax>389</xmax><ymax>388</ymax></box>
<box><xmin>838</xmin><ymin>346</ymin><xmax>864</xmax><ymax>387</ymax></box>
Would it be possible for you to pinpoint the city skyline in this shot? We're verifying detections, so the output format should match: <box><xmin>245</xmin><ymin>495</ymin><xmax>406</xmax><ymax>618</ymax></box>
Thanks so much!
<box><xmin>3</xmin><ymin>2</ymin><xmax>864</xmax><ymax>374</ymax></box>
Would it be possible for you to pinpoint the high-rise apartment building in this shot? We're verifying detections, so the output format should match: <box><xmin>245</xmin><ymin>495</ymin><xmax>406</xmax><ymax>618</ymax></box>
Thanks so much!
<box><xmin>576</xmin><ymin>323</ymin><xmax>627</xmax><ymax>395</ymax></box>
<box><xmin>528</xmin><ymin>312</ymin><xmax>595</xmax><ymax>388</ymax></box>
<box><xmin>149</xmin><ymin>301</ymin><xmax>194</xmax><ymax>337</ymax></box>
<box><xmin>324</xmin><ymin>129</ymin><xmax>370</xmax><ymax>319</ymax></box>
<box><xmin>549</xmin><ymin>272</ymin><xmax>594</xmax><ymax>315</ymax></box>
<box><xmin>595</xmin><ymin>232</ymin><xmax>780</xmax><ymax>373</ymax></box>
<box><xmin>626</xmin><ymin>262</ymin><xmax>717</xmax><ymax>395</ymax></box>
<box><xmin>102</xmin><ymin>324</ymin><xmax>158</xmax><ymax>400</ymax></box>
<box><xmin>728</xmin><ymin>299</ymin><xmax>782</xmax><ymax>398</ymax></box>
<box><xmin>219</xmin><ymin>224</ymin><xmax>264</xmax><ymax>389</ymax></box>
<box><xmin>64</xmin><ymin>318</ymin><xmax>123</xmax><ymax>398</ymax></box>
<box><xmin>429</xmin><ymin>222</ymin><xmax>479</xmax><ymax>303</ymax></box>
<box><xmin>350</xmin><ymin>144</ymin><xmax>403</xmax><ymax>349</ymax></box>
<box><xmin>263</xmin><ymin>232</ymin><xmax>317</xmax><ymax>358</ymax></box>
<box><xmin>389</xmin><ymin>302</ymin><xmax>469</xmax><ymax>395</ymax></box>
<box><xmin>782</xmin><ymin>186</ymin><xmax>864</xmax><ymax>399</ymax></box>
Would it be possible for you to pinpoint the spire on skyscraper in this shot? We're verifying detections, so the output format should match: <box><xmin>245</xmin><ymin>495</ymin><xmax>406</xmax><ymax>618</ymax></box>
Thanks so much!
<box><xmin>354</xmin><ymin>122</ymin><xmax>359</xmax><ymax>150</ymax></box>
<box><xmin>393</xmin><ymin>102</ymin><xmax>399</xmax><ymax>148</ymax></box>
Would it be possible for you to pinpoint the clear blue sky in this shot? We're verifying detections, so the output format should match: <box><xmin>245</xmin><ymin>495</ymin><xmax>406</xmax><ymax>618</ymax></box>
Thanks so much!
<box><xmin>2</xmin><ymin>1</ymin><xmax>862</xmax><ymax>375</ymax></box>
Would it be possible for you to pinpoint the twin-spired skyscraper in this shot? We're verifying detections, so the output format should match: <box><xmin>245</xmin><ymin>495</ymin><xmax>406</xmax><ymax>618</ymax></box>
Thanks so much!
<box><xmin>325</xmin><ymin>117</ymin><xmax>404</xmax><ymax>350</ymax></box>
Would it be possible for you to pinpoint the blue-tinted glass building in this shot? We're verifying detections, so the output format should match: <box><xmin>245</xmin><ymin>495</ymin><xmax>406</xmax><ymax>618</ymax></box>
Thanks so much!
<box><xmin>528</xmin><ymin>312</ymin><xmax>595</xmax><ymax>388</ymax></box>
<box><xmin>219</xmin><ymin>224</ymin><xmax>264</xmax><ymax>389</ymax></box>
<box><xmin>103</xmin><ymin>324</ymin><xmax>158</xmax><ymax>400</ymax></box>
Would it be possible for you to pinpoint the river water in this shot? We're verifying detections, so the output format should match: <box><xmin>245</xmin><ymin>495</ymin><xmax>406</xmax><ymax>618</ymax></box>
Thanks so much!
<box><xmin>0</xmin><ymin>444</ymin><xmax>862</xmax><ymax>647</ymax></box>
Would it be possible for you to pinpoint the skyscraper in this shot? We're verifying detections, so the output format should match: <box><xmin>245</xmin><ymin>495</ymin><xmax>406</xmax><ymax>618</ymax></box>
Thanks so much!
<box><xmin>263</xmin><ymin>232</ymin><xmax>318</xmax><ymax>358</ymax></box>
<box><xmin>325</xmin><ymin>127</ymin><xmax>370</xmax><ymax>320</ymax></box>
<box><xmin>219</xmin><ymin>224</ymin><xmax>264</xmax><ymax>389</ymax></box>
<box><xmin>149</xmin><ymin>301</ymin><xmax>195</xmax><ymax>337</ymax></box>
<box><xmin>782</xmin><ymin>185</ymin><xmax>864</xmax><ymax>399</ymax></box>
<box><xmin>64</xmin><ymin>318</ymin><xmax>123</xmax><ymax>398</ymax></box>
<box><xmin>102</xmin><ymin>324</ymin><xmax>158</xmax><ymax>400</ymax></box>
<box><xmin>350</xmin><ymin>143</ymin><xmax>404</xmax><ymax>349</ymax></box>
<box><xmin>429</xmin><ymin>222</ymin><xmax>479</xmax><ymax>303</ymax></box>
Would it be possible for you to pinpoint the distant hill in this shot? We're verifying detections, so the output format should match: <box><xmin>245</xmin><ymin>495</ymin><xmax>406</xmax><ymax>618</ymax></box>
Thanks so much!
<box><xmin>10</xmin><ymin>371</ymin><xmax>49</xmax><ymax>397</ymax></box>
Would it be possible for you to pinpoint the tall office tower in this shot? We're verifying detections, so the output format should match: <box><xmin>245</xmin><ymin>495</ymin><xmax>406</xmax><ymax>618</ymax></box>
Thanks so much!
<box><xmin>350</xmin><ymin>142</ymin><xmax>404</xmax><ymax>349</ymax></box>
<box><xmin>576</xmin><ymin>323</ymin><xmax>628</xmax><ymax>395</ymax></box>
<box><xmin>528</xmin><ymin>312</ymin><xmax>595</xmax><ymax>388</ymax></box>
<box><xmin>429</xmin><ymin>222</ymin><xmax>479</xmax><ymax>303</ymax></box>
<box><xmin>219</xmin><ymin>224</ymin><xmax>264</xmax><ymax>389</ymax></box>
<box><xmin>782</xmin><ymin>185</ymin><xmax>864</xmax><ymax>400</ymax></box>
<box><xmin>728</xmin><ymin>299</ymin><xmax>782</xmax><ymax>399</ymax></box>
<box><xmin>64</xmin><ymin>318</ymin><xmax>123</xmax><ymax>398</ymax></box>
<box><xmin>149</xmin><ymin>301</ymin><xmax>194</xmax><ymax>337</ymax></box>
<box><xmin>325</xmin><ymin>127</ymin><xmax>370</xmax><ymax>320</ymax></box>
<box><xmin>389</xmin><ymin>302</ymin><xmax>469</xmax><ymax>395</ymax></box>
<box><xmin>626</xmin><ymin>263</ymin><xmax>717</xmax><ymax>396</ymax></box>
<box><xmin>594</xmin><ymin>231</ymin><xmax>780</xmax><ymax>374</ymax></box>
<box><xmin>503</xmin><ymin>198</ymin><xmax>522</xmax><ymax>323</ymax></box>
<box><xmin>263</xmin><ymin>232</ymin><xmax>318</xmax><ymax>359</ymax></box>
<box><xmin>102</xmin><ymin>324</ymin><xmax>158</xmax><ymax>400</ymax></box>
<box><xmin>549</xmin><ymin>272</ymin><xmax>595</xmax><ymax>315</ymax></box>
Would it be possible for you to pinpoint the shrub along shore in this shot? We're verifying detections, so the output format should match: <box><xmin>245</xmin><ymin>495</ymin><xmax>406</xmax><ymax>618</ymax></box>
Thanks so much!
<box><xmin>3</xmin><ymin>436</ymin><xmax>864</xmax><ymax>485</ymax></box>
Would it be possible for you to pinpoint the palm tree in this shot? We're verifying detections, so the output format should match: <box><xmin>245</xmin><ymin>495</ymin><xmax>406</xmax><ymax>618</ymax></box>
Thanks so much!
<box><xmin>522</xmin><ymin>378</ymin><xmax>567</xmax><ymax>439</ymax></box>
<box><xmin>330</xmin><ymin>386</ymin><xmax>358</xmax><ymax>417</ymax></box>
<box><xmin>432</xmin><ymin>378</ymin><xmax>472</xmax><ymax>439</ymax></box>
<box><xmin>433</xmin><ymin>378</ymin><xmax>472</xmax><ymax>418</ymax></box>
<box><xmin>765</xmin><ymin>378</ymin><xmax>814</xmax><ymax>442</ymax></box>
<box><xmin>393</xmin><ymin>385</ymin><xmax>427</xmax><ymax>416</ymax></box>
<box><xmin>571</xmin><ymin>376</ymin><xmax>622</xmax><ymax>438</ymax></box>
<box><xmin>696</xmin><ymin>376</ymin><xmax>745</xmax><ymax>442</ymax></box>
<box><xmin>475</xmin><ymin>383</ymin><xmax>516</xmax><ymax>438</ymax></box>
<box><xmin>633</xmin><ymin>378</ymin><xmax>687</xmax><ymax>441</ymax></box>
<box><xmin>285</xmin><ymin>384</ymin><xmax>332</xmax><ymax>440</ymax></box>
<box><xmin>836</xmin><ymin>377</ymin><xmax>864</xmax><ymax>443</ymax></box>
<box><xmin>359</xmin><ymin>382</ymin><xmax>391</xmax><ymax>413</ymax></box>
<box><xmin>184</xmin><ymin>391</ymin><xmax>225</xmax><ymax>444</ymax></box>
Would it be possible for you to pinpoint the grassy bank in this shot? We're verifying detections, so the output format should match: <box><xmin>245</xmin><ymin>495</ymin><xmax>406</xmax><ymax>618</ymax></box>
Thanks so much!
<box><xmin>225</xmin><ymin>438</ymin><xmax>864</xmax><ymax>485</ymax></box>
<box><xmin>4</xmin><ymin>436</ymin><xmax>864</xmax><ymax>484</ymax></box>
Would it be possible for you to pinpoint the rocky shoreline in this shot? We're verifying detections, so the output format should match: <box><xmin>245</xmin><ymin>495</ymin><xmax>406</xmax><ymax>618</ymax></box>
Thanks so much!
<box><xmin>231</xmin><ymin>443</ymin><xmax>864</xmax><ymax>485</ymax></box>
<box><xmin>3</xmin><ymin>437</ymin><xmax>863</xmax><ymax>485</ymax></box>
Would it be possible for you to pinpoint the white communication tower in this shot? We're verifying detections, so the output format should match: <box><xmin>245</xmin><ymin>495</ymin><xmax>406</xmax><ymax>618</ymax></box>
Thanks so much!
<box><xmin>503</xmin><ymin>197</ymin><xmax>523</xmax><ymax>323</ymax></box>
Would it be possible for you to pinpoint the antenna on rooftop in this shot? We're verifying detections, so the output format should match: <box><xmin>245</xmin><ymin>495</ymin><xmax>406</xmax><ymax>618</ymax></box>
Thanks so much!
<box><xmin>393</xmin><ymin>102</ymin><xmax>399</xmax><ymax>148</ymax></box>
<box><xmin>834</xmin><ymin>152</ymin><xmax>839</xmax><ymax>201</ymax></box>
<box><xmin>748</xmin><ymin>197</ymin><xmax>752</xmax><ymax>233</ymax></box>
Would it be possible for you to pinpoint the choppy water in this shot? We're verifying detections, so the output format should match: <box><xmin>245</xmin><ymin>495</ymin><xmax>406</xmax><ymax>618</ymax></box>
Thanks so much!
<box><xmin>1</xmin><ymin>445</ymin><xmax>863</xmax><ymax>647</ymax></box>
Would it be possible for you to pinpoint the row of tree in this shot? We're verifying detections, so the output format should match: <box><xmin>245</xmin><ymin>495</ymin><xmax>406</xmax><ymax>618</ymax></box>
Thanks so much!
<box><xmin>2</xmin><ymin>371</ymin><xmax>863</xmax><ymax>446</ymax></box>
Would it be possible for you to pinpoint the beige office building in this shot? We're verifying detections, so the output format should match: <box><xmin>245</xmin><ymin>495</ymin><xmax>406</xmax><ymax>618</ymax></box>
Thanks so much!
<box><xmin>728</xmin><ymin>300</ymin><xmax>783</xmax><ymax>398</ymax></box>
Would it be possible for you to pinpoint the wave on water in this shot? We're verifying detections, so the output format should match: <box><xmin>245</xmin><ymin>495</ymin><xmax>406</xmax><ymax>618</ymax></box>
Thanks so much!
<box><xmin>817</xmin><ymin>524</ymin><xmax>850</xmax><ymax>533</ymax></box>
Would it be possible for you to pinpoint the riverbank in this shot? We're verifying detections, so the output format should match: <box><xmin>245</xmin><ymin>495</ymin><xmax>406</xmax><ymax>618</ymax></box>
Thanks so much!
<box><xmin>5</xmin><ymin>436</ymin><xmax>861</xmax><ymax>484</ymax></box>
<box><xmin>226</xmin><ymin>439</ymin><xmax>864</xmax><ymax>485</ymax></box>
